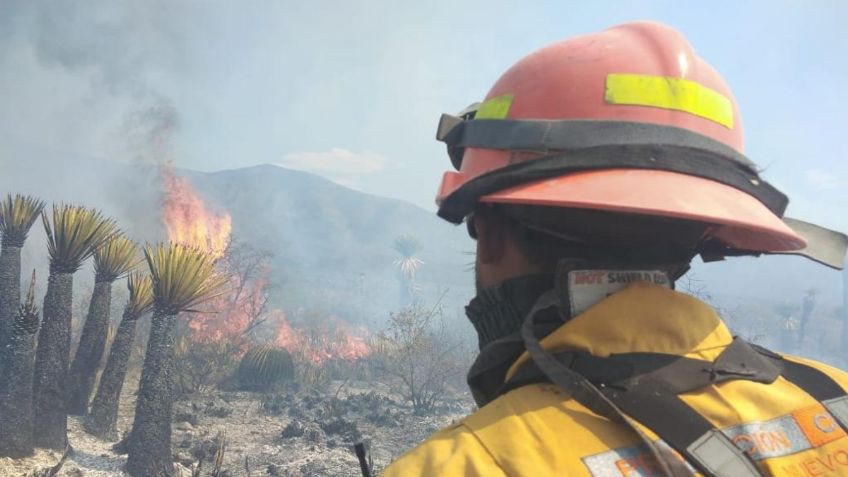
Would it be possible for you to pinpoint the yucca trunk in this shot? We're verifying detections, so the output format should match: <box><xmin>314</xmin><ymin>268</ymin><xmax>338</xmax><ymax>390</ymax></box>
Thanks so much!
<box><xmin>66</xmin><ymin>280</ymin><xmax>113</xmax><ymax>415</ymax></box>
<box><xmin>125</xmin><ymin>311</ymin><xmax>178</xmax><ymax>477</ymax></box>
<box><xmin>33</xmin><ymin>272</ymin><xmax>73</xmax><ymax>450</ymax></box>
<box><xmin>84</xmin><ymin>308</ymin><xmax>140</xmax><ymax>440</ymax></box>
<box><xmin>0</xmin><ymin>245</ymin><xmax>22</xmax><ymax>374</ymax></box>
<box><xmin>0</xmin><ymin>319</ymin><xmax>37</xmax><ymax>457</ymax></box>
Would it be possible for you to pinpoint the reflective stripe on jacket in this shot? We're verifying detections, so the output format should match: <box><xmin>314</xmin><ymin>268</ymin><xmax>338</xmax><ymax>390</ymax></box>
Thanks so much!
<box><xmin>380</xmin><ymin>281</ymin><xmax>848</xmax><ymax>477</ymax></box>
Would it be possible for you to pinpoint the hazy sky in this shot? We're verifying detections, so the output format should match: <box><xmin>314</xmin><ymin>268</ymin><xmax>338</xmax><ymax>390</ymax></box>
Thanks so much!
<box><xmin>1</xmin><ymin>1</ymin><xmax>846</xmax><ymax>232</ymax></box>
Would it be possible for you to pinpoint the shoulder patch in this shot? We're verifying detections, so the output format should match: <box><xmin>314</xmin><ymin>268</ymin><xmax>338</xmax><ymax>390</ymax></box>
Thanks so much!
<box><xmin>582</xmin><ymin>404</ymin><xmax>847</xmax><ymax>476</ymax></box>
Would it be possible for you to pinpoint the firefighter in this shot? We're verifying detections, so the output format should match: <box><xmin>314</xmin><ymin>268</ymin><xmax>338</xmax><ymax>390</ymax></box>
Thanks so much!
<box><xmin>381</xmin><ymin>21</ymin><xmax>848</xmax><ymax>477</ymax></box>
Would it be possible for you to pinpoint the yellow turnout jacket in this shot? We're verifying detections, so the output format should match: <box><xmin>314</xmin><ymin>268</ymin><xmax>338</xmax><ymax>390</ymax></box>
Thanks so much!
<box><xmin>381</xmin><ymin>281</ymin><xmax>848</xmax><ymax>477</ymax></box>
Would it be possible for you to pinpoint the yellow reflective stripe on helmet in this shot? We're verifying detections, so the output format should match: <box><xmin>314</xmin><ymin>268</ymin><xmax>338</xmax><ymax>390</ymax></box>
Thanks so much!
<box><xmin>605</xmin><ymin>74</ymin><xmax>734</xmax><ymax>128</ymax></box>
<box><xmin>475</xmin><ymin>94</ymin><xmax>515</xmax><ymax>119</ymax></box>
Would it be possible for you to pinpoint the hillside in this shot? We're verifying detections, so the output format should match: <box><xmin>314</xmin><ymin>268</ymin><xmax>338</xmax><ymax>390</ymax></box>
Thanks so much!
<box><xmin>185</xmin><ymin>164</ymin><xmax>473</xmax><ymax>317</ymax></box>
<box><xmin>0</xmin><ymin>142</ymin><xmax>473</xmax><ymax>320</ymax></box>
<box><xmin>0</xmin><ymin>135</ymin><xmax>843</xmax><ymax>327</ymax></box>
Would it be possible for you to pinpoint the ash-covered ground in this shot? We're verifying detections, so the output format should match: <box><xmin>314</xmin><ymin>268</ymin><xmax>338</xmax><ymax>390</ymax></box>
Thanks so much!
<box><xmin>0</xmin><ymin>380</ymin><xmax>474</xmax><ymax>477</ymax></box>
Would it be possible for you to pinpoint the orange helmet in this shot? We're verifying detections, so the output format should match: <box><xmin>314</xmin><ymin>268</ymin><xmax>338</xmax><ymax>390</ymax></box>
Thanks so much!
<box><xmin>435</xmin><ymin>22</ymin><xmax>806</xmax><ymax>255</ymax></box>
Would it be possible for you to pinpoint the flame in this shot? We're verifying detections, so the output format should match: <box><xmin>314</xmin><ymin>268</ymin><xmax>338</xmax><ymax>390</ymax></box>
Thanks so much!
<box><xmin>273</xmin><ymin>314</ymin><xmax>370</xmax><ymax>364</ymax></box>
<box><xmin>187</xmin><ymin>265</ymin><xmax>270</xmax><ymax>352</ymax></box>
<box><xmin>158</xmin><ymin>166</ymin><xmax>368</xmax><ymax>365</ymax></box>
<box><xmin>161</xmin><ymin>166</ymin><xmax>232</xmax><ymax>258</ymax></box>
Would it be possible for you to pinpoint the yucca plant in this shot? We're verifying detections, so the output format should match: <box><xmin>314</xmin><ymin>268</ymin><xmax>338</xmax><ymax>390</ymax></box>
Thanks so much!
<box><xmin>33</xmin><ymin>204</ymin><xmax>118</xmax><ymax>450</ymax></box>
<box><xmin>66</xmin><ymin>236</ymin><xmax>140</xmax><ymax>415</ymax></box>
<box><xmin>237</xmin><ymin>344</ymin><xmax>294</xmax><ymax>391</ymax></box>
<box><xmin>84</xmin><ymin>272</ymin><xmax>153</xmax><ymax>440</ymax></box>
<box><xmin>0</xmin><ymin>194</ymin><xmax>44</xmax><ymax>380</ymax></box>
<box><xmin>125</xmin><ymin>243</ymin><xmax>226</xmax><ymax>477</ymax></box>
<box><xmin>0</xmin><ymin>271</ymin><xmax>40</xmax><ymax>457</ymax></box>
<box><xmin>392</xmin><ymin>234</ymin><xmax>424</xmax><ymax>307</ymax></box>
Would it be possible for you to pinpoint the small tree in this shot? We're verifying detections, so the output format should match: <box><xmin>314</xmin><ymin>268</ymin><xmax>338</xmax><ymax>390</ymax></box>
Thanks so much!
<box><xmin>172</xmin><ymin>240</ymin><xmax>274</xmax><ymax>395</ymax></box>
<box><xmin>66</xmin><ymin>236</ymin><xmax>140</xmax><ymax>415</ymax></box>
<box><xmin>84</xmin><ymin>272</ymin><xmax>154</xmax><ymax>440</ymax></box>
<box><xmin>33</xmin><ymin>204</ymin><xmax>117</xmax><ymax>449</ymax></box>
<box><xmin>392</xmin><ymin>234</ymin><xmax>423</xmax><ymax>307</ymax></box>
<box><xmin>372</xmin><ymin>303</ymin><xmax>466</xmax><ymax>412</ymax></box>
<box><xmin>0</xmin><ymin>271</ymin><xmax>40</xmax><ymax>457</ymax></box>
<box><xmin>125</xmin><ymin>244</ymin><xmax>225</xmax><ymax>477</ymax></box>
<box><xmin>0</xmin><ymin>194</ymin><xmax>44</xmax><ymax>381</ymax></box>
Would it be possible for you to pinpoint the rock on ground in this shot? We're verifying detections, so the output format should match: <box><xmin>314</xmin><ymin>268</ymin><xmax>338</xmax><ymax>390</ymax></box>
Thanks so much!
<box><xmin>0</xmin><ymin>380</ymin><xmax>473</xmax><ymax>476</ymax></box>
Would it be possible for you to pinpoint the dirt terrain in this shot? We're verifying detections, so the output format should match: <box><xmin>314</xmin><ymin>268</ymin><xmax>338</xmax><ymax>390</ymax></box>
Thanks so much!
<box><xmin>0</xmin><ymin>380</ymin><xmax>473</xmax><ymax>477</ymax></box>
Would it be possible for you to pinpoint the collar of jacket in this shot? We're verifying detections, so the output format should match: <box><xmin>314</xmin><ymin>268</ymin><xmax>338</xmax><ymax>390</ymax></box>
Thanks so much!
<box><xmin>468</xmin><ymin>280</ymin><xmax>734</xmax><ymax>406</ymax></box>
<box><xmin>506</xmin><ymin>281</ymin><xmax>734</xmax><ymax>382</ymax></box>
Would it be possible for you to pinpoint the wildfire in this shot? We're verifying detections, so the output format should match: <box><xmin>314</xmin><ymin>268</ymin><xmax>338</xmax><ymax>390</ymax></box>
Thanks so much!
<box><xmin>161</xmin><ymin>166</ymin><xmax>232</xmax><ymax>258</ymax></box>
<box><xmin>187</xmin><ymin>266</ymin><xmax>270</xmax><ymax>348</ymax></box>
<box><xmin>273</xmin><ymin>314</ymin><xmax>371</xmax><ymax>364</ymax></box>
<box><xmin>158</xmin><ymin>165</ymin><xmax>369</xmax><ymax>365</ymax></box>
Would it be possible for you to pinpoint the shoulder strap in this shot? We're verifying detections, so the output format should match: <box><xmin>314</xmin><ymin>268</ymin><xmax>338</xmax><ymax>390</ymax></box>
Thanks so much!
<box><xmin>512</xmin><ymin>320</ymin><xmax>769</xmax><ymax>477</ymax></box>
<box><xmin>751</xmin><ymin>344</ymin><xmax>848</xmax><ymax>432</ymax></box>
<box><xmin>605</xmin><ymin>374</ymin><xmax>762</xmax><ymax>477</ymax></box>
<box><xmin>520</xmin><ymin>291</ymin><xmax>695</xmax><ymax>477</ymax></box>
<box><xmin>517</xmin><ymin>293</ymin><xmax>772</xmax><ymax>477</ymax></box>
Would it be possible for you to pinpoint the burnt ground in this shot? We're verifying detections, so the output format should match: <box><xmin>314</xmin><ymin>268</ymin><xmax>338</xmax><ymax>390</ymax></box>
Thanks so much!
<box><xmin>0</xmin><ymin>379</ymin><xmax>474</xmax><ymax>477</ymax></box>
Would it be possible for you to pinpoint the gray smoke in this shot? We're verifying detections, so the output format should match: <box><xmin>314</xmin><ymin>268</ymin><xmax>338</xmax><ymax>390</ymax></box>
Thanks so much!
<box><xmin>0</xmin><ymin>1</ymin><xmax>197</xmax><ymax>283</ymax></box>
<box><xmin>0</xmin><ymin>0</ymin><xmax>187</xmax><ymax>163</ymax></box>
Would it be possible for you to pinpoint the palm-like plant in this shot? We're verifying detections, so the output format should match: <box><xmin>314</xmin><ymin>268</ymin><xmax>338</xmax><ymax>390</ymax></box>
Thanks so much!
<box><xmin>0</xmin><ymin>194</ymin><xmax>44</xmax><ymax>378</ymax></box>
<box><xmin>66</xmin><ymin>236</ymin><xmax>140</xmax><ymax>415</ymax></box>
<box><xmin>392</xmin><ymin>234</ymin><xmax>424</xmax><ymax>307</ymax></box>
<box><xmin>0</xmin><ymin>271</ymin><xmax>40</xmax><ymax>457</ymax></box>
<box><xmin>125</xmin><ymin>243</ymin><xmax>226</xmax><ymax>477</ymax></box>
<box><xmin>84</xmin><ymin>272</ymin><xmax>153</xmax><ymax>440</ymax></box>
<box><xmin>33</xmin><ymin>204</ymin><xmax>118</xmax><ymax>449</ymax></box>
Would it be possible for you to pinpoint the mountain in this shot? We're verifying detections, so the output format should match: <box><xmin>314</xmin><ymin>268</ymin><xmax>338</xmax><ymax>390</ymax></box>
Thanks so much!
<box><xmin>0</xmin><ymin>134</ymin><xmax>843</xmax><ymax>326</ymax></box>
<box><xmin>184</xmin><ymin>164</ymin><xmax>473</xmax><ymax>316</ymax></box>
<box><xmin>0</xmin><ymin>140</ymin><xmax>473</xmax><ymax>320</ymax></box>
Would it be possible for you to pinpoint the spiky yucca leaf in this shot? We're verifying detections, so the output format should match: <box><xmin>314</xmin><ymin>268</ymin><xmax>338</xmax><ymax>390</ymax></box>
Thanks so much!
<box><xmin>42</xmin><ymin>204</ymin><xmax>118</xmax><ymax>273</ymax></box>
<box><xmin>392</xmin><ymin>234</ymin><xmax>424</xmax><ymax>278</ymax></box>
<box><xmin>14</xmin><ymin>270</ymin><xmax>40</xmax><ymax>335</ymax></box>
<box><xmin>144</xmin><ymin>243</ymin><xmax>227</xmax><ymax>315</ymax></box>
<box><xmin>392</xmin><ymin>234</ymin><xmax>422</xmax><ymax>258</ymax></box>
<box><xmin>94</xmin><ymin>236</ymin><xmax>140</xmax><ymax>282</ymax></box>
<box><xmin>126</xmin><ymin>272</ymin><xmax>154</xmax><ymax>318</ymax></box>
<box><xmin>0</xmin><ymin>194</ymin><xmax>45</xmax><ymax>247</ymax></box>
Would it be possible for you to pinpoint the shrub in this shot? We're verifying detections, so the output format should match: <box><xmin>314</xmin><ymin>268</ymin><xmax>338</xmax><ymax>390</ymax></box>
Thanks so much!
<box><xmin>370</xmin><ymin>303</ymin><xmax>468</xmax><ymax>412</ymax></box>
<box><xmin>174</xmin><ymin>336</ymin><xmax>241</xmax><ymax>396</ymax></box>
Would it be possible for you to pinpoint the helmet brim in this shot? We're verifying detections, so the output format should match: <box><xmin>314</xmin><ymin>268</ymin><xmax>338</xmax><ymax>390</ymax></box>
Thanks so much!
<box><xmin>478</xmin><ymin>169</ymin><xmax>806</xmax><ymax>253</ymax></box>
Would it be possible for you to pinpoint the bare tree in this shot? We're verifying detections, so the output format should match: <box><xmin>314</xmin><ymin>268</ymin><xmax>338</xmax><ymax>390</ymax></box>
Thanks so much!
<box><xmin>172</xmin><ymin>239</ymin><xmax>275</xmax><ymax>395</ymax></box>
<box><xmin>371</xmin><ymin>300</ymin><xmax>466</xmax><ymax>412</ymax></box>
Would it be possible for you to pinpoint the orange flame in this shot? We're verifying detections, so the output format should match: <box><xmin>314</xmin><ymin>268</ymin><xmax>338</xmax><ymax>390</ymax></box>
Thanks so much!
<box><xmin>187</xmin><ymin>267</ymin><xmax>269</xmax><ymax>348</ymax></box>
<box><xmin>158</xmin><ymin>166</ymin><xmax>368</xmax><ymax>364</ymax></box>
<box><xmin>273</xmin><ymin>314</ymin><xmax>370</xmax><ymax>364</ymax></box>
<box><xmin>161</xmin><ymin>166</ymin><xmax>232</xmax><ymax>258</ymax></box>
